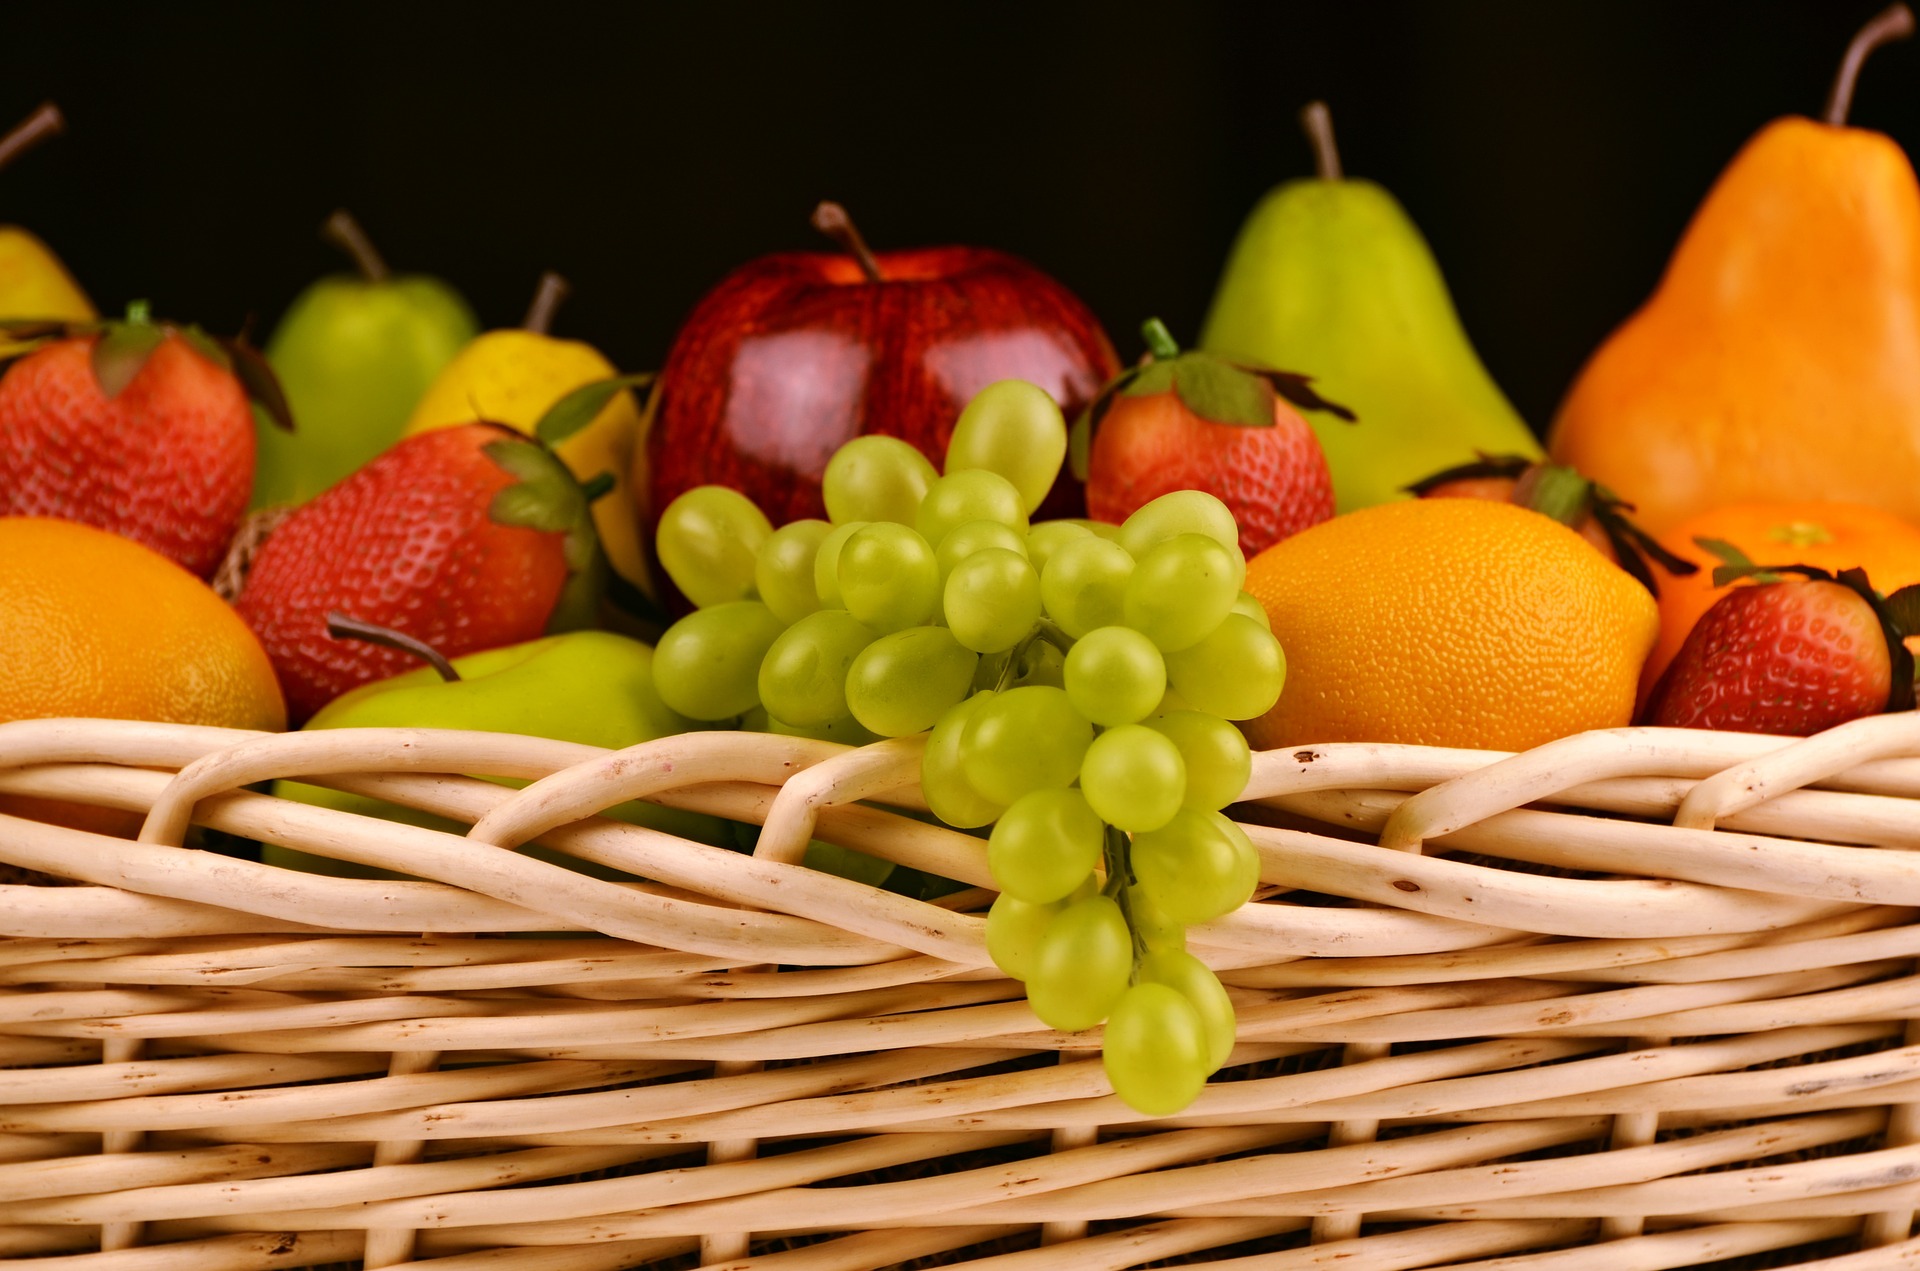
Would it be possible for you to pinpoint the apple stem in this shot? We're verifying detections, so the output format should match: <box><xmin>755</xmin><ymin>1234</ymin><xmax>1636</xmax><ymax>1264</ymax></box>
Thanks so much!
<box><xmin>0</xmin><ymin>102</ymin><xmax>65</xmax><ymax>177</ymax></box>
<box><xmin>1825</xmin><ymin>3</ymin><xmax>1914</xmax><ymax>125</ymax></box>
<box><xmin>320</xmin><ymin>209</ymin><xmax>392</xmax><ymax>283</ymax></box>
<box><xmin>1300</xmin><ymin>101</ymin><xmax>1343</xmax><ymax>182</ymax></box>
<box><xmin>522</xmin><ymin>271</ymin><xmax>570</xmax><ymax>335</ymax></box>
<box><xmin>1140</xmin><ymin>317</ymin><xmax>1181</xmax><ymax>361</ymax></box>
<box><xmin>810</xmin><ymin>201</ymin><xmax>884</xmax><ymax>281</ymax></box>
<box><xmin>326</xmin><ymin>612</ymin><xmax>462</xmax><ymax>682</ymax></box>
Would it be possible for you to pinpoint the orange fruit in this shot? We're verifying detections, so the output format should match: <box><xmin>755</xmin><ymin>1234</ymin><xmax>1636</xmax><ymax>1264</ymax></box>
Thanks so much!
<box><xmin>0</xmin><ymin>517</ymin><xmax>286</xmax><ymax>731</ymax></box>
<box><xmin>1242</xmin><ymin>499</ymin><xmax>1657</xmax><ymax>752</ymax></box>
<box><xmin>1643</xmin><ymin>501</ymin><xmax>1920</xmax><ymax>698</ymax></box>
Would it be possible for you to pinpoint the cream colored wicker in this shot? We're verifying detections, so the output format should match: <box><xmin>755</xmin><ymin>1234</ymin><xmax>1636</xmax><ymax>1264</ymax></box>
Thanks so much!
<box><xmin>7</xmin><ymin>712</ymin><xmax>1920</xmax><ymax>1268</ymax></box>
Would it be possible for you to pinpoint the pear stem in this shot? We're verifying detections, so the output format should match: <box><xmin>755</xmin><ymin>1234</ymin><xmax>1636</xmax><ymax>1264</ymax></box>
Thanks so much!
<box><xmin>522</xmin><ymin>272</ymin><xmax>570</xmax><ymax>335</ymax></box>
<box><xmin>1300</xmin><ymin>101</ymin><xmax>1343</xmax><ymax>182</ymax></box>
<box><xmin>1825</xmin><ymin>3</ymin><xmax>1914</xmax><ymax>126</ymax></box>
<box><xmin>326</xmin><ymin>612</ymin><xmax>461</xmax><ymax>683</ymax></box>
<box><xmin>0</xmin><ymin>102</ymin><xmax>65</xmax><ymax>177</ymax></box>
<box><xmin>811</xmin><ymin>201</ymin><xmax>884</xmax><ymax>281</ymax></box>
<box><xmin>320</xmin><ymin>209</ymin><xmax>391</xmax><ymax>283</ymax></box>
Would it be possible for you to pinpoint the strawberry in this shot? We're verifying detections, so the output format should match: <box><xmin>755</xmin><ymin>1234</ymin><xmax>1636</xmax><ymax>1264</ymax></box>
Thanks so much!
<box><xmin>1409</xmin><ymin>452</ymin><xmax>1698</xmax><ymax>597</ymax></box>
<box><xmin>0</xmin><ymin>308</ymin><xmax>288</xmax><ymax>578</ymax></box>
<box><xmin>1641</xmin><ymin>548</ymin><xmax>1918</xmax><ymax>734</ymax></box>
<box><xmin>233</xmin><ymin>421</ymin><xmax>604</xmax><ymax>723</ymax></box>
<box><xmin>1076</xmin><ymin>318</ymin><xmax>1350</xmax><ymax>558</ymax></box>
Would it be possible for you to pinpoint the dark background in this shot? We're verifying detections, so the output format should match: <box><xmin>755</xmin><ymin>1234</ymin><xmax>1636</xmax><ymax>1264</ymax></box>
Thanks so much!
<box><xmin>3</xmin><ymin>1</ymin><xmax>1913</xmax><ymax>434</ymax></box>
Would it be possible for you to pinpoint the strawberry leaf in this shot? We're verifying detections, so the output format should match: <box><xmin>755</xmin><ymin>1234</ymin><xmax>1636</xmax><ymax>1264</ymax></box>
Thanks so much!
<box><xmin>1882</xmin><ymin>584</ymin><xmax>1920</xmax><ymax>640</ymax></box>
<box><xmin>89</xmin><ymin>322</ymin><xmax>166</xmax><ymax>399</ymax></box>
<box><xmin>1169</xmin><ymin>354</ymin><xmax>1274</xmax><ymax>428</ymax></box>
<box><xmin>1403</xmin><ymin>452</ymin><xmax>1533</xmax><ymax>496</ymax></box>
<box><xmin>534</xmin><ymin>373</ymin><xmax>654</xmax><ymax>447</ymax></box>
<box><xmin>217</xmin><ymin>334</ymin><xmax>294</xmax><ymax>432</ymax></box>
<box><xmin>1118</xmin><ymin>359</ymin><xmax>1177</xmax><ymax>399</ymax></box>
<box><xmin>1253</xmin><ymin>368</ymin><xmax>1356</xmax><ymax>422</ymax></box>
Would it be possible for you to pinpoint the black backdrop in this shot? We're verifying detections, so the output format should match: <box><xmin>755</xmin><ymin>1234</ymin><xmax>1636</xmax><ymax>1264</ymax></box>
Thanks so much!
<box><xmin>3</xmin><ymin>1</ymin><xmax>1912</xmax><ymax>434</ymax></box>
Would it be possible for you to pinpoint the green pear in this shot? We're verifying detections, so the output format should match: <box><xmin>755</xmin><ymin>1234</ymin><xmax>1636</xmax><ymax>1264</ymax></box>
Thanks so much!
<box><xmin>1198</xmin><ymin>102</ymin><xmax>1540</xmax><ymax>514</ymax></box>
<box><xmin>253</xmin><ymin>210</ymin><xmax>477</xmax><ymax>508</ymax></box>
<box><xmin>263</xmin><ymin>627</ymin><xmax>728</xmax><ymax>880</ymax></box>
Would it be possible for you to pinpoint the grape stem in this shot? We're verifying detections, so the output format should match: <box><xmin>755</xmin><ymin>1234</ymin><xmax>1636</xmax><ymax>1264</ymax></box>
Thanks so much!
<box><xmin>992</xmin><ymin>619</ymin><xmax>1077</xmax><ymax>693</ymax></box>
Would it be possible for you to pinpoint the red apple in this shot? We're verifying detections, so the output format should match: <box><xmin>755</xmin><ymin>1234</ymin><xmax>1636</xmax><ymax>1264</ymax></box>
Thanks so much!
<box><xmin>641</xmin><ymin>203</ymin><xmax>1120</xmax><ymax>554</ymax></box>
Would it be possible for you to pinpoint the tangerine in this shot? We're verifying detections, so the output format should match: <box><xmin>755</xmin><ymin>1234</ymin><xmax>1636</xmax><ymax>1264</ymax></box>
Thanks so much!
<box><xmin>0</xmin><ymin>516</ymin><xmax>285</xmax><ymax>731</ymax></box>
<box><xmin>1242</xmin><ymin>499</ymin><xmax>1657</xmax><ymax>752</ymax></box>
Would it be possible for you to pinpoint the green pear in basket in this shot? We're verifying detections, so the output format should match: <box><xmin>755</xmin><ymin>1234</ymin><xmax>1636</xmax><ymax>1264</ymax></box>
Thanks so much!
<box><xmin>645</xmin><ymin>377</ymin><xmax>1288</xmax><ymax>1116</ymax></box>
<box><xmin>263</xmin><ymin>618</ymin><xmax>730</xmax><ymax>880</ymax></box>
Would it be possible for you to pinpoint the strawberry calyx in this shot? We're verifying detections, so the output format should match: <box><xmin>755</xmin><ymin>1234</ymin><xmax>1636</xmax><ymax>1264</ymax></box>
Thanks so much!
<box><xmin>0</xmin><ymin>303</ymin><xmax>294</xmax><ymax>431</ymax></box>
<box><xmin>1697</xmin><ymin>537</ymin><xmax>1920</xmax><ymax>712</ymax></box>
<box><xmin>1068</xmin><ymin>317</ymin><xmax>1353</xmax><ymax>481</ymax></box>
<box><xmin>480</xmin><ymin>378</ymin><xmax>655</xmax><ymax>634</ymax></box>
<box><xmin>1409</xmin><ymin>452</ymin><xmax>1698</xmax><ymax>597</ymax></box>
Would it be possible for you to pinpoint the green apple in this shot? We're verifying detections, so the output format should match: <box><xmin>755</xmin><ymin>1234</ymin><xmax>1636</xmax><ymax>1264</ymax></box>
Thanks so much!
<box><xmin>252</xmin><ymin>210</ymin><xmax>478</xmax><ymax>508</ymax></box>
<box><xmin>264</xmin><ymin>628</ymin><xmax>728</xmax><ymax>879</ymax></box>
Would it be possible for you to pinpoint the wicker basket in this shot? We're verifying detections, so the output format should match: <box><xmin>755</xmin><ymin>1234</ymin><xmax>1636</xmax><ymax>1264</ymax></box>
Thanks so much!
<box><xmin>7</xmin><ymin>712</ymin><xmax>1920</xmax><ymax>1269</ymax></box>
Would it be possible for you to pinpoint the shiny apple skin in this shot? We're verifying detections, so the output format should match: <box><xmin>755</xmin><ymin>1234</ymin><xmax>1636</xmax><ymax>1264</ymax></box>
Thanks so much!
<box><xmin>644</xmin><ymin>246</ymin><xmax>1120</xmax><ymax>547</ymax></box>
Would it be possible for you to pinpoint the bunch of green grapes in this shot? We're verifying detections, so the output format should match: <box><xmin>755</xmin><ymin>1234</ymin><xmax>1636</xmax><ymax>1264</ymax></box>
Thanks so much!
<box><xmin>649</xmin><ymin>379</ymin><xmax>1286</xmax><ymax>1116</ymax></box>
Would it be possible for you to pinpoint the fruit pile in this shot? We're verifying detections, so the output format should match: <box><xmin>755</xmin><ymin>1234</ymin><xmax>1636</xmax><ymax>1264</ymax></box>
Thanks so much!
<box><xmin>8</xmin><ymin>5</ymin><xmax>1920</xmax><ymax>1120</ymax></box>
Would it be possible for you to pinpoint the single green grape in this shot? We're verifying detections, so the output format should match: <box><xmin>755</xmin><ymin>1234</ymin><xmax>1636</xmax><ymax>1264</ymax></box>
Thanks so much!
<box><xmin>935</xmin><ymin>519</ymin><xmax>1028</xmax><ymax>586</ymax></box>
<box><xmin>1117</xmin><ymin>489</ymin><xmax>1246</xmax><ymax>588</ymax></box>
<box><xmin>917</xmin><ymin>468</ymin><xmax>1028</xmax><ymax>550</ymax></box>
<box><xmin>1130</xmin><ymin>808</ymin><xmax>1260</xmax><ymax>924</ymax></box>
<box><xmin>1231</xmin><ymin>590</ymin><xmax>1272</xmax><ymax>631</ymax></box>
<box><xmin>1012</xmin><ymin>636</ymin><xmax>1067</xmax><ymax>689</ymax></box>
<box><xmin>988</xmin><ymin>787</ymin><xmax>1103</xmax><ymax>904</ymax></box>
<box><xmin>651</xmin><ymin>600</ymin><xmax>786</xmax><ymax>720</ymax></box>
<box><xmin>837</xmin><ymin>522</ymin><xmax>940</xmax><ymax>632</ymax></box>
<box><xmin>1026</xmin><ymin>520</ymin><xmax>1094</xmax><ymax>577</ymax></box>
<box><xmin>1040</xmin><ymin>535</ymin><xmax>1134</xmax><ymax>638</ymax></box>
<box><xmin>656</xmin><ymin>486</ymin><xmax>773</xmax><ymax>607</ymax></box>
<box><xmin>1063</xmin><ymin>626</ymin><xmax>1166</xmax><ymax>727</ymax></box>
<box><xmin>987</xmin><ymin>891</ymin><xmax>1059</xmax><ymax>981</ymax></box>
<box><xmin>945</xmin><ymin>379</ymin><xmax>1068</xmax><ymax>514</ymax></box>
<box><xmin>1164</xmin><ymin>615</ymin><xmax>1287</xmax><ymax>721</ymax></box>
<box><xmin>757</xmin><ymin>609</ymin><xmax>877</xmax><ymax>727</ymax></box>
<box><xmin>944</xmin><ymin>548</ymin><xmax>1042</xmax><ymax>653</ymax></box>
<box><xmin>1026</xmin><ymin>894</ymin><xmax>1131</xmax><ymax>1032</ymax></box>
<box><xmin>1101</xmin><ymin>981</ymin><xmax>1211</xmax><ymax>1114</ymax></box>
<box><xmin>1140</xmin><ymin>948</ymin><xmax>1237</xmax><ymax>1072</ymax></box>
<box><xmin>1145</xmin><ymin>711</ymin><xmax>1252</xmax><ymax>811</ymax></box>
<box><xmin>1124</xmin><ymin>534</ymin><xmax>1241</xmax><ymax>652</ymax></box>
<box><xmin>921</xmin><ymin>691</ymin><xmax>1004</xmax><ymax>829</ymax></box>
<box><xmin>1079</xmin><ymin>724</ymin><xmax>1185</xmax><ymax>832</ymax></box>
<box><xmin>812</xmin><ymin>520</ymin><xmax>869</xmax><ymax>609</ymax></box>
<box><xmin>845</xmin><ymin>626</ymin><xmax>977</xmax><ymax>737</ymax></box>
<box><xmin>961</xmin><ymin>685</ymin><xmax>1092</xmax><ymax>805</ymax></box>
<box><xmin>822</xmin><ymin>434</ymin><xmax>938</xmax><ymax>525</ymax></box>
<box><xmin>755</xmin><ymin>519</ymin><xmax>833</xmax><ymax>624</ymax></box>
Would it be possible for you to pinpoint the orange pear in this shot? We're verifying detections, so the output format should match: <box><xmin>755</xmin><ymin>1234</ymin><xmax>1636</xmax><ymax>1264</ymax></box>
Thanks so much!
<box><xmin>1549</xmin><ymin>5</ymin><xmax>1920</xmax><ymax>533</ymax></box>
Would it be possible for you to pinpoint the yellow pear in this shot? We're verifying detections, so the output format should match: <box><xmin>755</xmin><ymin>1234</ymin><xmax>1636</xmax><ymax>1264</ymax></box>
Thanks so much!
<box><xmin>0</xmin><ymin>104</ymin><xmax>94</xmax><ymax>351</ymax></box>
<box><xmin>404</xmin><ymin>273</ymin><xmax>649</xmax><ymax>593</ymax></box>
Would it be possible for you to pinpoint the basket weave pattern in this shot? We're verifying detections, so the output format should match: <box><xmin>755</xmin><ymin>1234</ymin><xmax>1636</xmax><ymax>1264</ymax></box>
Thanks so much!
<box><xmin>6</xmin><ymin>713</ymin><xmax>1920</xmax><ymax>1268</ymax></box>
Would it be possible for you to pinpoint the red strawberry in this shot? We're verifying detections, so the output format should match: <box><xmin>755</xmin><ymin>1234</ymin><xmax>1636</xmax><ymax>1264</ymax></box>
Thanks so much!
<box><xmin>1409</xmin><ymin>453</ymin><xmax>1699</xmax><ymax>598</ymax></box>
<box><xmin>233</xmin><ymin>422</ymin><xmax>601</xmax><ymax>723</ymax></box>
<box><xmin>1079</xmin><ymin>318</ymin><xmax>1348</xmax><ymax>558</ymax></box>
<box><xmin>1642</xmin><ymin>555</ymin><xmax>1916</xmax><ymax>734</ymax></box>
<box><xmin>0</xmin><ymin>312</ymin><xmax>281</xmax><ymax>577</ymax></box>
